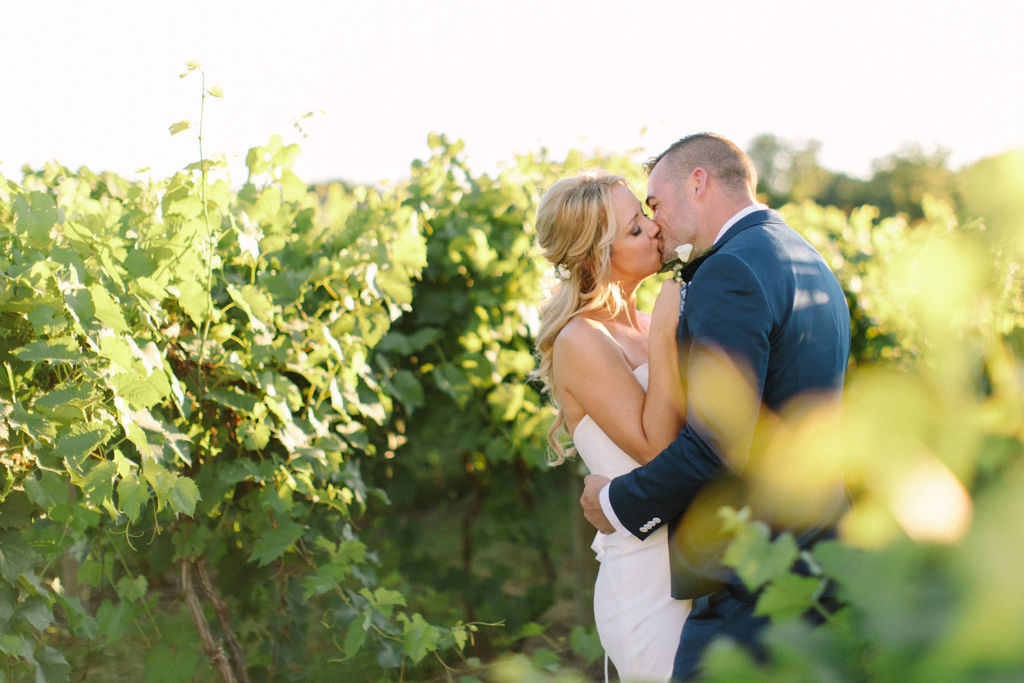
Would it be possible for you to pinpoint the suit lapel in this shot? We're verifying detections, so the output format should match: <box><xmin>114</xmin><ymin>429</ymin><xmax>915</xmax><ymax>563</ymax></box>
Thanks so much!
<box><xmin>678</xmin><ymin>209</ymin><xmax>780</xmax><ymax>283</ymax></box>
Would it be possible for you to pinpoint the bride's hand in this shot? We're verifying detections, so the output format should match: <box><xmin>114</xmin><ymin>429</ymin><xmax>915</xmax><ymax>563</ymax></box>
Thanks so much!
<box><xmin>651</xmin><ymin>279</ymin><xmax>683</xmax><ymax>336</ymax></box>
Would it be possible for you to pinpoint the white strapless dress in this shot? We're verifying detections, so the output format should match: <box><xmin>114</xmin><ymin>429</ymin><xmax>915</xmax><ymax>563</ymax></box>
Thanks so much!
<box><xmin>573</xmin><ymin>364</ymin><xmax>689</xmax><ymax>682</ymax></box>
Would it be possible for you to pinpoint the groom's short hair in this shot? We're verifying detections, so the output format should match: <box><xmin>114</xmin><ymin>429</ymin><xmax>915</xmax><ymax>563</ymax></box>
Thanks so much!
<box><xmin>645</xmin><ymin>133</ymin><xmax>757</xmax><ymax>198</ymax></box>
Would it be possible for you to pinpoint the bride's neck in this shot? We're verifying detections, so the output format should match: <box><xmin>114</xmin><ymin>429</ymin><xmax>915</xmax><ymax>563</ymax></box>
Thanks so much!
<box><xmin>593</xmin><ymin>284</ymin><xmax>640</xmax><ymax>328</ymax></box>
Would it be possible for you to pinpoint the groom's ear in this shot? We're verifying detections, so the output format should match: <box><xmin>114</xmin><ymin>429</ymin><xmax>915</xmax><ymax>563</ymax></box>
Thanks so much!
<box><xmin>691</xmin><ymin>168</ymin><xmax>709</xmax><ymax>198</ymax></box>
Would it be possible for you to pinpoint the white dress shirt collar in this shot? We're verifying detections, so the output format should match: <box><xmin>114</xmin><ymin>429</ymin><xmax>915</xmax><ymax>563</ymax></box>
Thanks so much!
<box><xmin>712</xmin><ymin>203</ymin><xmax>767</xmax><ymax>246</ymax></box>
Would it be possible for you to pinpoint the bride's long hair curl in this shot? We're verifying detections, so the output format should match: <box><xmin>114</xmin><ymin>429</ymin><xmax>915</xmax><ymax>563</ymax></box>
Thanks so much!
<box><xmin>533</xmin><ymin>171</ymin><xmax>628</xmax><ymax>465</ymax></box>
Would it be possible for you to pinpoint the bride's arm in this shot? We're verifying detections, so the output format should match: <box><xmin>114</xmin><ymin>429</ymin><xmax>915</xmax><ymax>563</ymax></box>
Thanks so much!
<box><xmin>643</xmin><ymin>279</ymin><xmax>687</xmax><ymax>452</ymax></box>
<box><xmin>553</xmin><ymin>283</ymin><xmax>686</xmax><ymax>464</ymax></box>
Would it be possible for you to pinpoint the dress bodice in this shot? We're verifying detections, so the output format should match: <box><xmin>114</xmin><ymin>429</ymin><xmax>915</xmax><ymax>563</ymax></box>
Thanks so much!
<box><xmin>572</xmin><ymin>364</ymin><xmax>649</xmax><ymax>479</ymax></box>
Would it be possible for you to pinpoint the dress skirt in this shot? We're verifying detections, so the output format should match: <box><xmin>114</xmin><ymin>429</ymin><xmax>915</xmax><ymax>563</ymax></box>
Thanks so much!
<box><xmin>592</xmin><ymin>525</ymin><xmax>690</xmax><ymax>682</ymax></box>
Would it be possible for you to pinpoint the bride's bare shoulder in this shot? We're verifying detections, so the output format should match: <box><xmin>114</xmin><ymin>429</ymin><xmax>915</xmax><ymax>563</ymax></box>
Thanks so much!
<box><xmin>552</xmin><ymin>317</ymin><xmax>627</xmax><ymax>379</ymax></box>
<box><xmin>553</xmin><ymin>316</ymin><xmax>612</xmax><ymax>356</ymax></box>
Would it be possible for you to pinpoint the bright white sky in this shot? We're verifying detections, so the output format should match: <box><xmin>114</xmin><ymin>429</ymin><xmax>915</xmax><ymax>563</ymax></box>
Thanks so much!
<box><xmin>3</xmin><ymin>0</ymin><xmax>1022</xmax><ymax>186</ymax></box>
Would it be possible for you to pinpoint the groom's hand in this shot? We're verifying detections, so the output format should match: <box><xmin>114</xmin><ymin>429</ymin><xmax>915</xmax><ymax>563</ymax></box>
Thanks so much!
<box><xmin>581</xmin><ymin>475</ymin><xmax>614</xmax><ymax>534</ymax></box>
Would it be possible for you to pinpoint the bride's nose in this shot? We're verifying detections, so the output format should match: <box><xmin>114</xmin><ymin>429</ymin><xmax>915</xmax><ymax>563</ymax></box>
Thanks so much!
<box><xmin>644</xmin><ymin>217</ymin><xmax>660</xmax><ymax>239</ymax></box>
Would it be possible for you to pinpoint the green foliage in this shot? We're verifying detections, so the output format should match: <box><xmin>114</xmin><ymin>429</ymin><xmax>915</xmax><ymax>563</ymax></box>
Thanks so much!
<box><xmin>0</xmin><ymin>133</ymin><xmax>455</xmax><ymax>679</ymax></box>
<box><xmin>1</xmin><ymin>119</ymin><xmax>1022</xmax><ymax>682</ymax></box>
<box><xmin>702</xmin><ymin>189</ymin><xmax>1024</xmax><ymax>680</ymax></box>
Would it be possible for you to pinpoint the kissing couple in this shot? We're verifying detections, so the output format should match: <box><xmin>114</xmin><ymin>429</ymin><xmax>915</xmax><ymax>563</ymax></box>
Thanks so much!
<box><xmin>532</xmin><ymin>133</ymin><xmax>851</xmax><ymax>681</ymax></box>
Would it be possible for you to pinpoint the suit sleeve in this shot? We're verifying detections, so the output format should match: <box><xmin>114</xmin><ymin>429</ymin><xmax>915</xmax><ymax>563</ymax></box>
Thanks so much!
<box><xmin>608</xmin><ymin>253</ymin><xmax>772</xmax><ymax>538</ymax></box>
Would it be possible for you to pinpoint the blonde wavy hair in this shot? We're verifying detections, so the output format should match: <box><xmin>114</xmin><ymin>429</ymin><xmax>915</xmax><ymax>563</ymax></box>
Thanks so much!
<box><xmin>532</xmin><ymin>171</ymin><xmax>629</xmax><ymax>465</ymax></box>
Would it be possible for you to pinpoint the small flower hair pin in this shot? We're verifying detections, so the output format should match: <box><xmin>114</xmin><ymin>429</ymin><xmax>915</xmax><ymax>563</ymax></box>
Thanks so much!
<box><xmin>553</xmin><ymin>263</ymin><xmax>571</xmax><ymax>281</ymax></box>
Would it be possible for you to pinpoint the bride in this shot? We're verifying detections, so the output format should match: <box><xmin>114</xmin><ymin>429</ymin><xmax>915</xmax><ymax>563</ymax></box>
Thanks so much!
<box><xmin>533</xmin><ymin>171</ymin><xmax>690</xmax><ymax>681</ymax></box>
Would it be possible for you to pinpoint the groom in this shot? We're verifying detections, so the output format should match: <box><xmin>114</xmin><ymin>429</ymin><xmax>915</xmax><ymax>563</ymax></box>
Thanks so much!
<box><xmin>581</xmin><ymin>133</ymin><xmax>851</xmax><ymax>680</ymax></box>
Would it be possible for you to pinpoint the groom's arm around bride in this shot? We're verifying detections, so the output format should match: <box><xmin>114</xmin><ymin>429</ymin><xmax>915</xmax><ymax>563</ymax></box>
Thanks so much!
<box><xmin>581</xmin><ymin>133</ymin><xmax>851</xmax><ymax>681</ymax></box>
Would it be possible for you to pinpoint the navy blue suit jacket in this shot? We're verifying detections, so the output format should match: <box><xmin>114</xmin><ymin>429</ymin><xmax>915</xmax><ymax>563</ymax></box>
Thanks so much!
<box><xmin>607</xmin><ymin>209</ymin><xmax>851</xmax><ymax>599</ymax></box>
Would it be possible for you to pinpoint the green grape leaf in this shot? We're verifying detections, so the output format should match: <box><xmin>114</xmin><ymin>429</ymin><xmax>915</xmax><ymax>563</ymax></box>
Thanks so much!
<box><xmin>377</xmin><ymin>327</ymin><xmax>443</xmax><ymax>354</ymax></box>
<box><xmin>206</xmin><ymin>387</ymin><xmax>260</xmax><ymax>414</ymax></box>
<box><xmin>360</xmin><ymin>587</ymin><xmax>406</xmax><ymax>616</ymax></box>
<box><xmin>0</xmin><ymin>492</ymin><xmax>33</xmax><ymax>529</ymax></box>
<box><xmin>81</xmin><ymin>460</ymin><xmax>117</xmax><ymax>508</ymax></box>
<box><xmin>488</xmin><ymin>383</ymin><xmax>525</xmax><ymax>422</ymax></box>
<box><xmin>433</xmin><ymin>364</ymin><xmax>472</xmax><ymax>408</ymax></box>
<box><xmin>176</xmin><ymin>279</ymin><xmax>211</xmax><ymax>326</ymax></box>
<box><xmin>116</xmin><ymin>575</ymin><xmax>148</xmax><ymax>603</ymax></box>
<box><xmin>754</xmin><ymin>573</ymin><xmax>823</xmax><ymax>622</ymax></box>
<box><xmin>55</xmin><ymin>594</ymin><xmax>97</xmax><ymax>640</ymax></box>
<box><xmin>141</xmin><ymin>458</ymin><xmax>174</xmax><ymax>510</ymax></box>
<box><xmin>0</xmin><ymin>633</ymin><xmax>28</xmax><ymax>658</ymax></box>
<box><xmin>402</xmin><ymin>612</ymin><xmax>440</xmax><ymax>664</ymax></box>
<box><xmin>279</xmin><ymin>170</ymin><xmax>306</xmax><ymax>203</ymax></box>
<box><xmin>110</xmin><ymin>367</ymin><xmax>168</xmax><ymax>408</ymax></box>
<box><xmin>301</xmin><ymin>561</ymin><xmax>347</xmax><ymax>600</ymax></box>
<box><xmin>13</xmin><ymin>191</ymin><xmax>60</xmax><ymax>245</ymax></box>
<box><xmin>23</xmin><ymin>471</ymin><xmax>68</xmax><ymax>509</ymax></box>
<box><xmin>63</xmin><ymin>288</ymin><xmax>96</xmax><ymax>333</ymax></box>
<box><xmin>250</xmin><ymin>518</ymin><xmax>305</xmax><ymax>566</ymax></box>
<box><xmin>118</xmin><ymin>472</ymin><xmax>148</xmax><ymax>522</ymax></box>
<box><xmin>14</xmin><ymin>336</ymin><xmax>80</xmax><ymax>363</ymax></box>
<box><xmin>54</xmin><ymin>427</ymin><xmax>108</xmax><ymax>475</ymax></box>
<box><xmin>166</xmin><ymin>475</ymin><xmax>200</xmax><ymax>517</ymax></box>
<box><xmin>0</xmin><ymin>531</ymin><xmax>39</xmax><ymax>585</ymax></box>
<box><xmin>0</xmin><ymin>582</ymin><xmax>15</xmax><ymax>626</ymax></box>
<box><xmin>569</xmin><ymin>626</ymin><xmax>604</xmax><ymax>665</ymax></box>
<box><xmin>27</xmin><ymin>304</ymin><xmax>60</xmax><ymax>334</ymax></box>
<box><xmin>231</xmin><ymin>284</ymin><xmax>275</xmax><ymax>328</ymax></box>
<box><xmin>145</xmin><ymin>642</ymin><xmax>199</xmax><ymax>683</ymax></box>
<box><xmin>344</xmin><ymin>619</ymin><xmax>367</xmax><ymax>656</ymax></box>
<box><xmin>99</xmin><ymin>335</ymin><xmax>133</xmax><ymax>371</ymax></box>
<box><xmin>387</xmin><ymin>369</ymin><xmax>424</xmax><ymax>414</ymax></box>
<box><xmin>236</xmin><ymin>420</ymin><xmax>270</xmax><ymax>450</ymax></box>
<box><xmin>34</xmin><ymin>385</ymin><xmax>92</xmax><ymax>414</ymax></box>
<box><xmin>19</xmin><ymin>595</ymin><xmax>54</xmax><ymax>632</ymax></box>
<box><xmin>35</xmin><ymin>644</ymin><xmax>71</xmax><ymax>683</ymax></box>
<box><xmin>165</xmin><ymin>196</ymin><xmax>202</xmax><ymax>220</ymax></box>
<box><xmin>452</xmin><ymin>625</ymin><xmax>468</xmax><ymax>652</ymax></box>
<box><xmin>88</xmin><ymin>285</ymin><xmax>128</xmax><ymax>332</ymax></box>
<box><xmin>720</xmin><ymin>508</ymin><xmax>799</xmax><ymax>592</ymax></box>
<box><xmin>374</xmin><ymin>267</ymin><xmax>414</xmax><ymax>306</ymax></box>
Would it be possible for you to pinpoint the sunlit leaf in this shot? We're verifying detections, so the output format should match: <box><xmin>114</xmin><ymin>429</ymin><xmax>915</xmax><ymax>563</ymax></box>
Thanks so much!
<box><xmin>82</xmin><ymin>460</ymin><xmax>117</xmax><ymax>508</ymax></box>
<box><xmin>118</xmin><ymin>472</ymin><xmax>148</xmax><ymax>522</ymax></box>
<box><xmin>176</xmin><ymin>279</ymin><xmax>211</xmax><ymax>326</ymax></box>
<box><xmin>720</xmin><ymin>507</ymin><xmax>799</xmax><ymax>592</ymax></box>
<box><xmin>166</xmin><ymin>475</ymin><xmax>200</xmax><ymax>517</ymax></box>
<box><xmin>12</xmin><ymin>191</ymin><xmax>60</xmax><ymax>245</ymax></box>
<box><xmin>54</xmin><ymin>427</ymin><xmax>108</xmax><ymax>475</ymax></box>
<box><xmin>88</xmin><ymin>285</ymin><xmax>129</xmax><ymax>332</ymax></box>
<box><xmin>754</xmin><ymin>573</ymin><xmax>822</xmax><ymax>622</ymax></box>
<box><xmin>14</xmin><ymin>336</ymin><xmax>79</xmax><ymax>363</ymax></box>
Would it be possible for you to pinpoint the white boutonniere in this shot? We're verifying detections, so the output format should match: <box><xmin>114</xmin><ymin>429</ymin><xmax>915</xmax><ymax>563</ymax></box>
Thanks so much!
<box><xmin>662</xmin><ymin>244</ymin><xmax>695</xmax><ymax>283</ymax></box>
